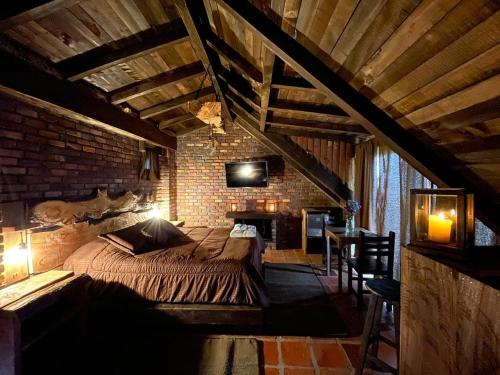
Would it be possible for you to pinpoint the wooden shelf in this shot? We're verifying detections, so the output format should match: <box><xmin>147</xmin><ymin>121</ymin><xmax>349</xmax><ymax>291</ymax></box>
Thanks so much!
<box><xmin>226</xmin><ymin>211</ymin><xmax>278</xmax><ymax>219</ymax></box>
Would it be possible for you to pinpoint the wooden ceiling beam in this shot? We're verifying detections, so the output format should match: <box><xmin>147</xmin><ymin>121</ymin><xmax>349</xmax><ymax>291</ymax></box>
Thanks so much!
<box><xmin>231</xmin><ymin>104</ymin><xmax>352</xmax><ymax>204</ymax></box>
<box><xmin>271</xmin><ymin>76</ymin><xmax>318</xmax><ymax>91</ymax></box>
<box><xmin>225</xmin><ymin>91</ymin><xmax>260</xmax><ymax>122</ymax></box>
<box><xmin>260</xmin><ymin>46</ymin><xmax>275</xmax><ymax>131</ymax></box>
<box><xmin>110</xmin><ymin>61</ymin><xmax>205</xmax><ymax>104</ymax></box>
<box><xmin>267</xmin><ymin>116</ymin><xmax>369</xmax><ymax>136</ymax></box>
<box><xmin>176</xmin><ymin>119</ymin><xmax>208</xmax><ymax>136</ymax></box>
<box><xmin>0</xmin><ymin>50</ymin><xmax>176</xmax><ymax>149</ymax></box>
<box><xmin>159</xmin><ymin>113</ymin><xmax>195</xmax><ymax>129</ymax></box>
<box><xmin>218</xmin><ymin>70</ymin><xmax>261</xmax><ymax>111</ymax></box>
<box><xmin>175</xmin><ymin>0</ymin><xmax>232</xmax><ymax>129</ymax></box>
<box><xmin>267</xmin><ymin>127</ymin><xmax>357</xmax><ymax>143</ymax></box>
<box><xmin>140</xmin><ymin>86</ymin><xmax>214</xmax><ymax>119</ymax></box>
<box><xmin>219</xmin><ymin>0</ymin><xmax>499</xmax><ymax>232</ymax></box>
<box><xmin>57</xmin><ymin>19</ymin><xmax>189</xmax><ymax>81</ymax></box>
<box><xmin>269</xmin><ymin>100</ymin><xmax>350</xmax><ymax>119</ymax></box>
<box><xmin>206</xmin><ymin>31</ymin><xmax>263</xmax><ymax>83</ymax></box>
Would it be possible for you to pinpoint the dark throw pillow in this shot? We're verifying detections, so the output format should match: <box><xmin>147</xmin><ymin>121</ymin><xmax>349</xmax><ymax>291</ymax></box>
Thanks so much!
<box><xmin>99</xmin><ymin>224</ymin><xmax>151</xmax><ymax>255</ymax></box>
<box><xmin>140</xmin><ymin>218</ymin><xmax>190</xmax><ymax>249</ymax></box>
<box><xmin>100</xmin><ymin>218</ymin><xmax>190</xmax><ymax>255</ymax></box>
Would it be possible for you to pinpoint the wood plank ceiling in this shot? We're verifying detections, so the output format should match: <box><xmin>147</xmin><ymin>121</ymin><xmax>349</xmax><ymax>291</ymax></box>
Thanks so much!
<box><xmin>0</xmin><ymin>0</ymin><xmax>498</xmax><ymax>230</ymax></box>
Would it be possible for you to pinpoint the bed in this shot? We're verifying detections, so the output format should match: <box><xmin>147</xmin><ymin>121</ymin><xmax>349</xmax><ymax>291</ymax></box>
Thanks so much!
<box><xmin>63</xmin><ymin>227</ymin><xmax>268</xmax><ymax>307</ymax></box>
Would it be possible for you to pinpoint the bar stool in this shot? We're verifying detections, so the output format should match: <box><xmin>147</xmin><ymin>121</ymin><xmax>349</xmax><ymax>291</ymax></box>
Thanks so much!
<box><xmin>355</xmin><ymin>278</ymin><xmax>400</xmax><ymax>375</ymax></box>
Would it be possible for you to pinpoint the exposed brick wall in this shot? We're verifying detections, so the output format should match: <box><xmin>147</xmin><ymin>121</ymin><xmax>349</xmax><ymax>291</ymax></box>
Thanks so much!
<box><xmin>176</xmin><ymin>123</ymin><xmax>336</xmax><ymax>249</ymax></box>
<box><xmin>0</xmin><ymin>94</ymin><xmax>173</xmax><ymax>209</ymax></box>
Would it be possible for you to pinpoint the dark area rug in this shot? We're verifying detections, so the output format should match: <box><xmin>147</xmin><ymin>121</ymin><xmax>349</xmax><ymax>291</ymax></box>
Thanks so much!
<box><xmin>263</xmin><ymin>262</ymin><xmax>349</xmax><ymax>337</ymax></box>
<box><xmin>85</xmin><ymin>334</ymin><xmax>260</xmax><ymax>375</ymax></box>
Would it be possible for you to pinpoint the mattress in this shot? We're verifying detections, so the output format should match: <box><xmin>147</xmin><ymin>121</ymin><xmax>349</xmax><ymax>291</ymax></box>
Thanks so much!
<box><xmin>63</xmin><ymin>227</ymin><xmax>268</xmax><ymax>306</ymax></box>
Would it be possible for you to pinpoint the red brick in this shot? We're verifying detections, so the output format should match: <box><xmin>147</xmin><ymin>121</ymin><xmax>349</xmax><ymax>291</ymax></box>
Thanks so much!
<box><xmin>0</xmin><ymin>129</ymin><xmax>23</xmax><ymax>140</ymax></box>
<box><xmin>0</xmin><ymin>157</ymin><xmax>18</xmax><ymax>166</ymax></box>
<box><xmin>48</xmin><ymin>140</ymin><xmax>66</xmax><ymax>148</ymax></box>
<box><xmin>1</xmin><ymin>167</ymin><xmax>26</xmax><ymax>175</ymax></box>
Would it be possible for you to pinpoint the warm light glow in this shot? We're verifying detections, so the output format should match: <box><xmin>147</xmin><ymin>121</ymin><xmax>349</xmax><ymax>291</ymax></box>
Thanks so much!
<box><xmin>239</xmin><ymin>164</ymin><xmax>254</xmax><ymax>177</ymax></box>
<box><xmin>151</xmin><ymin>206</ymin><xmax>161</xmax><ymax>219</ymax></box>
<box><xmin>450</xmin><ymin>209</ymin><xmax>456</xmax><ymax>217</ymax></box>
<box><xmin>4</xmin><ymin>247</ymin><xmax>28</xmax><ymax>266</ymax></box>
<box><xmin>428</xmin><ymin>213</ymin><xmax>452</xmax><ymax>243</ymax></box>
<box><xmin>230</xmin><ymin>203</ymin><xmax>238</xmax><ymax>212</ymax></box>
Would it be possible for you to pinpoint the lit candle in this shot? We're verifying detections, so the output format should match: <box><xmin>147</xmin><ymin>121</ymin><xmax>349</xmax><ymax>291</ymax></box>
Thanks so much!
<box><xmin>428</xmin><ymin>212</ymin><xmax>452</xmax><ymax>243</ymax></box>
<box><xmin>268</xmin><ymin>203</ymin><xmax>276</xmax><ymax>212</ymax></box>
<box><xmin>231</xmin><ymin>203</ymin><xmax>238</xmax><ymax>212</ymax></box>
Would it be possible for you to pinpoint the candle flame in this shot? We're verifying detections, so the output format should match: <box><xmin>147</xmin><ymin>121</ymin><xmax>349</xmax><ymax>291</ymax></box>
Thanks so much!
<box><xmin>438</xmin><ymin>212</ymin><xmax>445</xmax><ymax>220</ymax></box>
<box><xmin>450</xmin><ymin>209</ymin><xmax>456</xmax><ymax>217</ymax></box>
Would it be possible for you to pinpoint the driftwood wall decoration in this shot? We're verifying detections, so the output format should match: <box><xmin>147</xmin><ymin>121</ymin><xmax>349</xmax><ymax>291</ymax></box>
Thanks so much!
<box><xmin>31</xmin><ymin>190</ymin><xmax>152</xmax><ymax>226</ymax></box>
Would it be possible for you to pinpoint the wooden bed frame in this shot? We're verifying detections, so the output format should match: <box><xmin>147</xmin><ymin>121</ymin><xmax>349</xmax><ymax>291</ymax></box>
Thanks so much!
<box><xmin>9</xmin><ymin>193</ymin><xmax>265</xmax><ymax>327</ymax></box>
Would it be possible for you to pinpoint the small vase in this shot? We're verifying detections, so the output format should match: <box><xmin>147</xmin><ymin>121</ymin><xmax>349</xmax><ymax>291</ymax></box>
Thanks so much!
<box><xmin>345</xmin><ymin>216</ymin><xmax>355</xmax><ymax>233</ymax></box>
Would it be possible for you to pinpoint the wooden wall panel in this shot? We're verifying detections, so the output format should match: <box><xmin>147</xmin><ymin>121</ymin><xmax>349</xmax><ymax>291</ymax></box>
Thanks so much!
<box><xmin>401</xmin><ymin>248</ymin><xmax>500</xmax><ymax>375</ymax></box>
<box><xmin>290</xmin><ymin>135</ymin><xmax>353</xmax><ymax>183</ymax></box>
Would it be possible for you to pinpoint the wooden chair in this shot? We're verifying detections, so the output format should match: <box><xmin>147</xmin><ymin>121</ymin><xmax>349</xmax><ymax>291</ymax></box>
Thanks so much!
<box><xmin>347</xmin><ymin>231</ymin><xmax>395</xmax><ymax>308</ymax></box>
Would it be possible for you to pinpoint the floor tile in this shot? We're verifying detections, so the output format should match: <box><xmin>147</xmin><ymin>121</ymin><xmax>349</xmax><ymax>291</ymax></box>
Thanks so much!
<box><xmin>284</xmin><ymin>367</ymin><xmax>316</xmax><ymax>375</ymax></box>
<box><xmin>281</xmin><ymin>340</ymin><xmax>313</xmax><ymax>366</ymax></box>
<box><xmin>313</xmin><ymin>342</ymin><xmax>349</xmax><ymax>368</ymax></box>
<box><xmin>342</xmin><ymin>344</ymin><xmax>360</xmax><ymax>368</ymax></box>
<box><xmin>264</xmin><ymin>366</ymin><xmax>280</xmax><ymax>375</ymax></box>
<box><xmin>263</xmin><ymin>340</ymin><xmax>280</xmax><ymax>365</ymax></box>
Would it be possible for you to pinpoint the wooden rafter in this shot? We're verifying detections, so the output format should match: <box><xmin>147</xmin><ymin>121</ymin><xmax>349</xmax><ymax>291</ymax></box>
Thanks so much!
<box><xmin>269</xmin><ymin>100</ymin><xmax>351</xmax><ymax>120</ymax></box>
<box><xmin>219</xmin><ymin>0</ymin><xmax>499</xmax><ymax>232</ymax></box>
<box><xmin>267</xmin><ymin>116</ymin><xmax>369</xmax><ymax>136</ymax></box>
<box><xmin>139</xmin><ymin>86</ymin><xmax>214</xmax><ymax>119</ymax></box>
<box><xmin>267</xmin><ymin>127</ymin><xmax>356</xmax><ymax>143</ymax></box>
<box><xmin>0</xmin><ymin>50</ymin><xmax>176</xmax><ymax>149</ymax></box>
<box><xmin>110</xmin><ymin>62</ymin><xmax>205</xmax><ymax>104</ymax></box>
<box><xmin>176</xmin><ymin>119</ymin><xmax>208</xmax><ymax>136</ymax></box>
<box><xmin>175</xmin><ymin>0</ymin><xmax>232</xmax><ymax>129</ymax></box>
<box><xmin>231</xmin><ymin>103</ymin><xmax>352</xmax><ymax>204</ymax></box>
<box><xmin>271</xmin><ymin>76</ymin><xmax>317</xmax><ymax>91</ymax></box>
<box><xmin>57</xmin><ymin>19</ymin><xmax>189</xmax><ymax>81</ymax></box>
<box><xmin>218</xmin><ymin>70</ymin><xmax>261</xmax><ymax>111</ymax></box>
<box><xmin>259</xmin><ymin>46</ymin><xmax>275</xmax><ymax>131</ymax></box>
<box><xmin>159</xmin><ymin>113</ymin><xmax>195</xmax><ymax>129</ymax></box>
<box><xmin>206</xmin><ymin>31</ymin><xmax>263</xmax><ymax>83</ymax></box>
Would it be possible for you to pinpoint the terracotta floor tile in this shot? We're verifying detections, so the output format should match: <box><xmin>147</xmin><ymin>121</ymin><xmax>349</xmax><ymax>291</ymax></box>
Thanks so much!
<box><xmin>284</xmin><ymin>368</ymin><xmax>316</xmax><ymax>375</ymax></box>
<box><xmin>265</xmin><ymin>366</ymin><xmax>280</xmax><ymax>375</ymax></box>
<box><xmin>342</xmin><ymin>344</ymin><xmax>360</xmax><ymax>368</ymax></box>
<box><xmin>377</xmin><ymin>342</ymin><xmax>397</xmax><ymax>369</ymax></box>
<box><xmin>313</xmin><ymin>342</ymin><xmax>349</xmax><ymax>368</ymax></box>
<box><xmin>263</xmin><ymin>340</ymin><xmax>280</xmax><ymax>365</ymax></box>
<box><xmin>281</xmin><ymin>340</ymin><xmax>312</xmax><ymax>366</ymax></box>
<box><xmin>319</xmin><ymin>369</ymin><xmax>354</xmax><ymax>375</ymax></box>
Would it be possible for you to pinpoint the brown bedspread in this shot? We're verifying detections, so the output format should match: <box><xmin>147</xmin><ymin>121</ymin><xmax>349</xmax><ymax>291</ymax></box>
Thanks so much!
<box><xmin>63</xmin><ymin>227</ymin><xmax>268</xmax><ymax>306</ymax></box>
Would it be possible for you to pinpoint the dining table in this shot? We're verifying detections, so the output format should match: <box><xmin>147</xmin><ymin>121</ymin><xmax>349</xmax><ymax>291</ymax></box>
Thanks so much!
<box><xmin>324</xmin><ymin>226</ymin><xmax>375</xmax><ymax>292</ymax></box>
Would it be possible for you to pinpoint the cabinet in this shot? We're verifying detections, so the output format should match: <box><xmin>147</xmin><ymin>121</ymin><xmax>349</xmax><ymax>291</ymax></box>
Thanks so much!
<box><xmin>0</xmin><ymin>271</ymin><xmax>91</xmax><ymax>375</ymax></box>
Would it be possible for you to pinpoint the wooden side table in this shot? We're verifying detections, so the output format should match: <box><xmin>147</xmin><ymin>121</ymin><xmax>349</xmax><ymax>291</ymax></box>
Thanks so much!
<box><xmin>0</xmin><ymin>270</ymin><xmax>91</xmax><ymax>375</ymax></box>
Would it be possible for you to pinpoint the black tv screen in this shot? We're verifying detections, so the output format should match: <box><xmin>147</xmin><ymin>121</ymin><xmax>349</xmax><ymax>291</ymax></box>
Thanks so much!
<box><xmin>225</xmin><ymin>161</ymin><xmax>268</xmax><ymax>188</ymax></box>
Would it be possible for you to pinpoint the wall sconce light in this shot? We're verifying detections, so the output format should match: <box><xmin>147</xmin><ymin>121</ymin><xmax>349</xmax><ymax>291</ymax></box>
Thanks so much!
<box><xmin>3</xmin><ymin>232</ymin><xmax>30</xmax><ymax>285</ymax></box>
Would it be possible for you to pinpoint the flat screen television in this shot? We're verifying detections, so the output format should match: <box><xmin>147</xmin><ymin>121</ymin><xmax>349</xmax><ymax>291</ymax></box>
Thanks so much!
<box><xmin>225</xmin><ymin>161</ymin><xmax>268</xmax><ymax>188</ymax></box>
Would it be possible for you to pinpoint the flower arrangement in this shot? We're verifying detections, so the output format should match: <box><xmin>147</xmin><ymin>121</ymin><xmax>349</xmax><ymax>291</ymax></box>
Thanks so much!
<box><xmin>345</xmin><ymin>200</ymin><xmax>361</xmax><ymax>219</ymax></box>
<box><xmin>345</xmin><ymin>200</ymin><xmax>361</xmax><ymax>233</ymax></box>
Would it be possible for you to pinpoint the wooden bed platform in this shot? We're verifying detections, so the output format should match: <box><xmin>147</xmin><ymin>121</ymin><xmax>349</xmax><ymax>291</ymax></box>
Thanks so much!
<box><xmin>90</xmin><ymin>300</ymin><xmax>263</xmax><ymax>329</ymax></box>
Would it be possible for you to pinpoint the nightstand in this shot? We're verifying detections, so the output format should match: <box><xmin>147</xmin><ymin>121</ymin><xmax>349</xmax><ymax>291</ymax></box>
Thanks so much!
<box><xmin>0</xmin><ymin>270</ymin><xmax>91</xmax><ymax>375</ymax></box>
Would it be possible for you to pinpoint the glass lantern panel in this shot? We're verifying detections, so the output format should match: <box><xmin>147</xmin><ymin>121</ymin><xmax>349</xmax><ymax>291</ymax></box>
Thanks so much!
<box><xmin>415</xmin><ymin>194</ymin><xmax>458</xmax><ymax>245</ymax></box>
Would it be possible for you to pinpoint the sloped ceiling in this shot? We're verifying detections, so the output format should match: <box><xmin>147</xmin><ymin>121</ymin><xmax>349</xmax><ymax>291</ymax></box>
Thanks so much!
<box><xmin>0</xmin><ymin>0</ymin><xmax>498</xmax><ymax>231</ymax></box>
